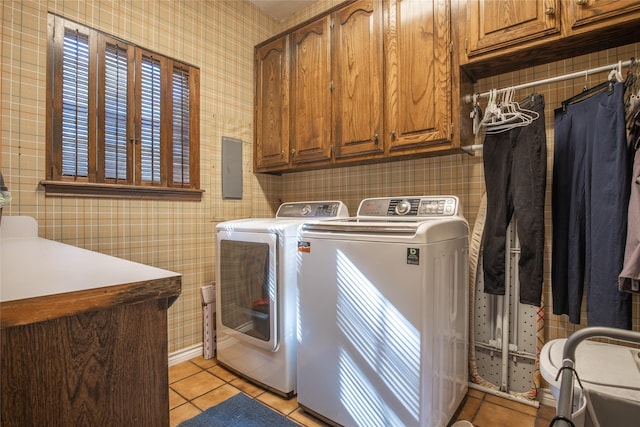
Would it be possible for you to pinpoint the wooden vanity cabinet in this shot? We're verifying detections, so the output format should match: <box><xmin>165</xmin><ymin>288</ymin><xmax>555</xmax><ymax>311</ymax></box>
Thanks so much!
<box><xmin>0</xmin><ymin>220</ymin><xmax>182</xmax><ymax>427</ymax></box>
<box><xmin>254</xmin><ymin>36</ymin><xmax>290</xmax><ymax>171</ymax></box>
<box><xmin>384</xmin><ymin>0</ymin><xmax>453</xmax><ymax>154</ymax></box>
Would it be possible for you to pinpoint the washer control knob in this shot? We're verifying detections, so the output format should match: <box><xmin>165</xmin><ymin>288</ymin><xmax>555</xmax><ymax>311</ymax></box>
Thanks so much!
<box><xmin>395</xmin><ymin>200</ymin><xmax>412</xmax><ymax>215</ymax></box>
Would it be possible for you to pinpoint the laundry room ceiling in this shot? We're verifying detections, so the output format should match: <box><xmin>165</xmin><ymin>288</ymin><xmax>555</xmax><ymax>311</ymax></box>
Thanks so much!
<box><xmin>249</xmin><ymin>0</ymin><xmax>318</xmax><ymax>21</ymax></box>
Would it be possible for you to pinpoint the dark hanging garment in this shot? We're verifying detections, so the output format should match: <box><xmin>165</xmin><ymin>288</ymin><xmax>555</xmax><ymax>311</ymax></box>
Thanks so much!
<box><xmin>552</xmin><ymin>81</ymin><xmax>632</xmax><ymax>329</ymax></box>
<box><xmin>482</xmin><ymin>93</ymin><xmax>546</xmax><ymax>306</ymax></box>
<box><xmin>619</xmin><ymin>106</ymin><xmax>640</xmax><ymax>294</ymax></box>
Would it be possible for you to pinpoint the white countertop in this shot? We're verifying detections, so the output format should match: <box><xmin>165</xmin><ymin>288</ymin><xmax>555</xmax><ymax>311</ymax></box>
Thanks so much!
<box><xmin>0</xmin><ymin>216</ymin><xmax>180</xmax><ymax>303</ymax></box>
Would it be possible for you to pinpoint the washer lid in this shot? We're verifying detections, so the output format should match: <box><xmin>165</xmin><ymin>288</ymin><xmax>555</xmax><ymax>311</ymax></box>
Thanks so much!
<box><xmin>544</xmin><ymin>338</ymin><xmax>640</xmax><ymax>397</ymax></box>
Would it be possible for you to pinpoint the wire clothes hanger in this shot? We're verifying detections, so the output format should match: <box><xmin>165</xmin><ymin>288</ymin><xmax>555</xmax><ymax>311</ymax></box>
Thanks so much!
<box><xmin>561</xmin><ymin>80</ymin><xmax>615</xmax><ymax>112</ymax></box>
<box><xmin>489</xmin><ymin>88</ymin><xmax>539</xmax><ymax>134</ymax></box>
<box><xmin>560</xmin><ymin>62</ymin><xmax>624</xmax><ymax>112</ymax></box>
<box><xmin>474</xmin><ymin>87</ymin><xmax>540</xmax><ymax>135</ymax></box>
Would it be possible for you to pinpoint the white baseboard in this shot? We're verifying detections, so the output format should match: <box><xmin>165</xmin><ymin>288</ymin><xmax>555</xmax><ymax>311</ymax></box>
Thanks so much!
<box><xmin>168</xmin><ymin>343</ymin><xmax>203</xmax><ymax>366</ymax></box>
<box><xmin>538</xmin><ymin>387</ymin><xmax>557</xmax><ymax>408</ymax></box>
<box><xmin>468</xmin><ymin>382</ymin><xmax>557</xmax><ymax>409</ymax></box>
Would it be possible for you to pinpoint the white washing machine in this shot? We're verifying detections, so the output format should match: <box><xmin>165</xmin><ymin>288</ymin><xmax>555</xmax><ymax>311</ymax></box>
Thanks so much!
<box><xmin>215</xmin><ymin>201</ymin><xmax>348</xmax><ymax>398</ymax></box>
<box><xmin>297</xmin><ymin>196</ymin><xmax>469</xmax><ymax>426</ymax></box>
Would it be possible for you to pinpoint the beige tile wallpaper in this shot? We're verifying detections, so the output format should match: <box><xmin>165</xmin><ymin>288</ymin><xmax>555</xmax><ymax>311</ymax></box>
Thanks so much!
<box><xmin>2</xmin><ymin>0</ymin><xmax>638</xmax><ymax>356</ymax></box>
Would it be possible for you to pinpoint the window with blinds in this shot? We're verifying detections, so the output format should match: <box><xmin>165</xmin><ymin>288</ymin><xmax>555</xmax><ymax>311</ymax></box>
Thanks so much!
<box><xmin>45</xmin><ymin>14</ymin><xmax>201</xmax><ymax>200</ymax></box>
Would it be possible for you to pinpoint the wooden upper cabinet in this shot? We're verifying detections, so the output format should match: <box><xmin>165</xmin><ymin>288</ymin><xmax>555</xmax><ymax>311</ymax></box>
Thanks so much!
<box><xmin>465</xmin><ymin>0</ymin><xmax>561</xmax><ymax>57</ymax></box>
<box><xmin>332</xmin><ymin>0</ymin><xmax>385</xmax><ymax>159</ymax></box>
<box><xmin>254</xmin><ymin>36</ymin><xmax>290</xmax><ymax>171</ymax></box>
<box><xmin>462</xmin><ymin>0</ymin><xmax>640</xmax><ymax>78</ymax></box>
<box><xmin>567</xmin><ymin>0</ymin><xmax>640</xmax><ymax>33</ymax></box>
<box><xmin>385</xmin><ymin>0</ymin><xmax>451</xmax><ymax>152</ymax></box>
<box><xmin>253</xmin><ymin>0</ymin><xmax>464</xmax><ymax>174</ymax></box>
<box><xmin>290</xmin><ymin>17</ymin><xmax>333</xmax><ymax>165</ymax></box>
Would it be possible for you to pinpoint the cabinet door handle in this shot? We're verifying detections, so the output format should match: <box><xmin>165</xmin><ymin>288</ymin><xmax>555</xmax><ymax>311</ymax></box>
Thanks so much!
<box><xmin>291</xmin><ymin>148</ymin><xmax>296</xmax><ymax>155</ymax></box>
<box><xmin>576</xmin><ymin>0</ymin><xmax>588</xmax><ymax>5</ymax></box>
<box><xmin>545</xmin><ymin>7</ymin><xmax>555</xmax><ymax>15</ymax></box>
<box><xmin>373</xmin><ymin>133</ymin><xmax>379</xmax><ymax>145</ymax></box>
<box><xmin>390</xmin><ymin>130</ymin><xmax>397</xmax><ymax>141</ymax></box>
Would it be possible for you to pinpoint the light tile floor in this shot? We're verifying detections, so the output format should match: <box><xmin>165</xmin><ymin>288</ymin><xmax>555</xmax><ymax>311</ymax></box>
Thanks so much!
<box><xmin>169</xmin><ymin>355</ymin><xmax>556</xmax><ymax>427</ymax></box>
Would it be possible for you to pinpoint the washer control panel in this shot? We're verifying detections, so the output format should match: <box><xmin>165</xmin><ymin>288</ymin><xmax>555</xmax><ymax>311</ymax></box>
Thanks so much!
<box><xmin>357</xmin><ymin>196</ymin><xmax>459</xmax><ymax>217</ymax></box>
<box><xmin>276</xmin><ymin>201</ymin><xmax>349</xmax><ymax>218</ymax></box>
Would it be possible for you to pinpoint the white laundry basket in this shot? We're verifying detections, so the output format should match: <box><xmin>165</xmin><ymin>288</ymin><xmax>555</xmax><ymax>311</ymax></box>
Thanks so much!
<box><xmin>563</xmin><ymin>391</ymin><xmax>587</xmax><ymax>427</ymax></box>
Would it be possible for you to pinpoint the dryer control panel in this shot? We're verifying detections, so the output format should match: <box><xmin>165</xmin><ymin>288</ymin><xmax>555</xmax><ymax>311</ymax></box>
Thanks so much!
<box><xmin>357</xmin><ymin>196</ymin><xmax>459</xmax><ymax>218</ymax></box>
<box><xmin>276</xmin><ymin>201</ymin><xmax>349</xmax><ymax>218</ymax></box>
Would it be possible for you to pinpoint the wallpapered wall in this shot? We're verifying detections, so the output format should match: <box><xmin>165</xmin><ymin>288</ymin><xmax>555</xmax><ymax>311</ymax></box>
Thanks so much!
<box><xmin>2</xmin><ymin>0</ymin><xmax>285</xmax><ymax>352</ymax></box>
<box><xmin>2</xmin><ymin>0</ymin><xmax>637</xmax><ymax>355</ymax></box>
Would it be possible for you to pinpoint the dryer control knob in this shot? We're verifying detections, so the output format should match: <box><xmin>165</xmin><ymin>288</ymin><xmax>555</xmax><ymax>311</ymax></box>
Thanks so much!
<box><xmin>396</xmin><ymin>200</ymin><xmax>412</xmax><ymax>215</ymax></box>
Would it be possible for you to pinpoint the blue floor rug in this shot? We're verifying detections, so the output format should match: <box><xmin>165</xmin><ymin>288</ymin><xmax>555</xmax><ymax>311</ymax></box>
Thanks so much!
<box><xmin>178</xmin><ymin>393</ymin><xmax>300</xmax><ymax>427</ymax></box>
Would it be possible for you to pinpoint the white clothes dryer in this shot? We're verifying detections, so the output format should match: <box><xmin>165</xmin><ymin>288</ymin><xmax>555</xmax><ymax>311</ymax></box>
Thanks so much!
<box><xmin>215</xmin><ymin>201</ymin><xmax>348</xmax><ymax>398</ymax></box>
<box><xmin>297</xmin><ymin>196</ymin><xmax>469</xmax><ymax>426</ymax></box>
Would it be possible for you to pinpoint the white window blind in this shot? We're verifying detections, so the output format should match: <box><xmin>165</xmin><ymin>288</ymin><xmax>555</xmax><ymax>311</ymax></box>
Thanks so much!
<box><xmin>62</xmin><ymin>28</ymin><xmax>90</xmax><ymax>178</ymax></box>
<box><xmin>104</xmin><ymin>42</ymin><xmax>128</xmax><ymax>181</ymax></box>
<box><xmin>172</xmin><ymin>67</ymin><xmax>190</xmax><ymax>186</ymax></box>
<box><xmin>140</xmin><ymin>56</ymin><xmax>162</xmax><ymax>184</ymax></box>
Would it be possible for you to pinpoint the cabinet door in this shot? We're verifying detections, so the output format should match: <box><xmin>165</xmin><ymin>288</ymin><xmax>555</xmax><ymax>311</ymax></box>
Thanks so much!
<box><xmin>255</xmin><ymin>36</ymin><xmax>290</xmax><ymax>171</ymax></box>
<box><xmin>466</xmin><ymin>0</ymin><xmax>560</xmax><ymax>57</ymax></box>
<box><xmin>290</xmin><ymin>17</ymin><xmax>333</xmax><ymax>165</ymax></box>
<box><xmin>568</xmin><ymin>0</ymin><xmax>640</xmax><ymax>32</ymax></box>
<box><xmin>385</xmin><ymin>0</ymin><xmax>451</xmax><ymax>152</ymax></box>
<box><xmin>332</xmin><ymin>0</ymin><xmax>384</xmax><ymax>159</ymax></box>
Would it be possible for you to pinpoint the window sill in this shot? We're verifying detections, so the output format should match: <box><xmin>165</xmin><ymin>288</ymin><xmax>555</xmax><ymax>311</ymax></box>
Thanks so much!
<box><xmin>40</xmin><ymin>180</ymin><xmax>204</xmax><ymax>201</ymax></box>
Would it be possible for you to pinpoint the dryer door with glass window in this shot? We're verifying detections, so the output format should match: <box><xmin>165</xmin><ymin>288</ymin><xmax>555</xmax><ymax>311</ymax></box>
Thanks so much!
<box><xmin>217</xmin><ymin>230</ymin><xmax>278</xmax><ymax>351</ymax></box>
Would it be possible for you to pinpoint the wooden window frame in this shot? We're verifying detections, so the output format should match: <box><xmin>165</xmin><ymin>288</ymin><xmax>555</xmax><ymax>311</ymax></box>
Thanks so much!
<box><xmin>44</xmin><ymin>14</ymin><xmax>202</xmax><ymax>201</ymax></box>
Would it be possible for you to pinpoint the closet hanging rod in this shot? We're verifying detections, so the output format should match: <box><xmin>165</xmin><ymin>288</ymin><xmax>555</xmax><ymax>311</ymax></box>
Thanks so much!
<box><xmin>463</xmin><ymin>59</ymin><xmax>634</xmax><ymax>103</ymax></box>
